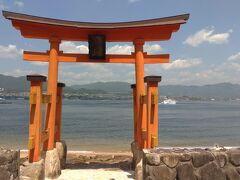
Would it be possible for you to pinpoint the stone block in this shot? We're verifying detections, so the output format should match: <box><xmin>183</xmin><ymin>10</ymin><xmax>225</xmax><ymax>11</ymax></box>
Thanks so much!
<box><xmin>0</xmin><ymin>148</ymin><xmax>19</xmax><ymax>165</ymax></box>
<box><xmin>177</xmin><ymin>163</ymin><xmax>196</xmax><ymax>180</ymax></box>
<box><xmin>143</xmin><ymin>148</ymin><xmax>240</xmax><ymax>180</ymax></box>
<box><xmin>56</xmin><ymin>140</ymin><xmax>67</xmax><ymax>169</ymax></box>
<box><xmin>237</xmin><ymin>167</ymin><xmax>240</xmax><ymax>175</ymax></box>
<box><xmin>147</xmin><ymin>165</ymin><xmax>176</xmax><ymax>180</ymax></box>
<box><xmin>131</xmin><ymin>142</ymin><xmax>138</xmax><ymax>169</ymax></box>
<box><xmin>161</xmin><ymin>153</ymin><xmax>179</xmax><ymax>168</ymax></box>
<box><xmin>135</xmin><ymin>150</ymin><xmax>143</xmax><ymax>180</ymax></box>
<box><xmin>179</xmin><ymin>153</ymin><xmax>192</xmax><ymax>162</ymax></box>
<box><xmin>145</xmin><ymin>153</ymin><xmax>161</xmax><ymax>166</ymax></box>
<box><xmin>20</xmin><ymin>159</ymin><xmax>44</xmax><ymax>180</ymax></box>
<box><xmin>44</xmin><ymin>148</ymin><xmax>61</xmax><ymax>179</ymax></box>
<box><xmin>213</xmin><ymin>152</ymin><xmax>227</xmax><ymax>168</ymax></box>
<box><xmin>228</xmin><ymin>150</ymin><xmax>240</xmax><ymax>166</ymax></box>
<box><xmin>192</xmin><ymin>151</ymin><xmax>214</xmax><ymax>168</ymax></box>
<box><xmin>198</xmin><ymin>162</ymin><xmax>226</xmax><ymax>180</ymax></box>
<box><xmin>145</xmin><ymin>177</ymin><xmax>154</xmax><ymax>180</ymax></box>
<box><xmin>0</xmin><ymin>166</ymin><xmax>11</xmax><ymax>180</ymax></box>
<box><xmin>0</xmin><ymin>148</ymin><xmax>20</xmax><ymax>180</ymax></box>
<box><xmin>225</xmin><ymin>165</ymin><xmax>240</xmax><ymax>180</ymax></box>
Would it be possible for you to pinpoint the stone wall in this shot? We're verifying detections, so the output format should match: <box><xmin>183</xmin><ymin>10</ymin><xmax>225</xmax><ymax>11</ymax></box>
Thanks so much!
<box><xmin>143</xmin><ymin>147</ymin><xmax>240</xmax><ymax>180</ymax></box>
<box><xmin>0</xmin><ymin>148</ymin><xmax>20</xmax><ymax>180</ymax></box>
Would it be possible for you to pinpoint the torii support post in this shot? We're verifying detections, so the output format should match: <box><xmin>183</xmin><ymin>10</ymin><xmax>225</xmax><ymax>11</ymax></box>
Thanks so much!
<box><xmin>131</xmin><ymin>84</ymin><xmax>137</xmax><ymax>142</ymax></box>
<box><xmin>55</xmin><ymin>82</ymin><xmax>65</xmax><ymax>142</ymax></box>
<box><xmin>145</xmin><ymin>76</ymin><xmax>161</xmax><ymax>148</ymax></box>
<box><xmin>44</xmin><ymin>37</ymin><xmax>61</xmax><ymax>151</ymax></box>
<box><xmin>134</xmin><ymin>39</ymin><xmax>147</xmax><ymax>149</ymax></box>
<box><xmin>27</xmin><ymin>75</ymin><xmax>46</xmax><ymax>163</ymax></box>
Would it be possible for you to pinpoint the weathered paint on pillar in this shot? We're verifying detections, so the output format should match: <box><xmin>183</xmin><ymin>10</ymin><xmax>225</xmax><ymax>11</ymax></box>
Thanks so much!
<box><xmin>134</xmin><ymin>39</ymin><xmax>147</xmax><ymax>149</ymax></box>
<box><xmin>44</xmin><ymin>37</ymin><xmax>61</xmax><ymax>150</ymax></box>
<box><xmin>131</xmin><ymin>84</ymin><xmax>137</xmax><ymax>142</ymax></box>
<box><xmin>55</xmin><ymin>82</ymin><xmax>65</xmax><ymax>142</ymax></box>
<box><xmin>27</xmin><ymin>75</ymin><xmax>46</xmax><ymax>162</ymax></box>
<box><xmin>145</xmin><ymin>76</ymin><xmax>161</xmax><ymax>148</ymax></box>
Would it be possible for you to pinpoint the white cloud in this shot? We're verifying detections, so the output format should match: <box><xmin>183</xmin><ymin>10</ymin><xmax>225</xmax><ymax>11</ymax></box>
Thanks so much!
<box><xmin>107</xmin><ymin>44</ymin><xmax>162</xmax><ymax>54</ymax></box>
<box><xmin>31</xmin><ymin>62</ymin><xmax>48</xmax><ymax>66</ymax></box>
<box><xmin>107</xmin><ymin>45</ymin><xmax>133</xmax><ymax>54</ymax></box>
<box><xmin>60</xmin><ymin>41</ymin><xmax>162</xmax><ymax>55</ymax></box>
<box><xmin>161</xmin><ymin>58</ymin><xmax>202</xmax><ymax>70</ymax></box>
<box><xmin>0</xmin><ymin>44</ymin><xmax>23</xmax><ymax>59</ymax></box>
<box><xmin>60</xmin><ymin>41</ymin><xmax>88</xmax><ymax>53</ymax></box>
<box><xmin>227</xmin><ymin>52</ymin><xmax>240</xmax><ymax>62</ymax></box>
<box><xmin>128</xmin><ymin>0</ymin><xmax>140</xmax><ymax>3</ymax></box>
<box><xmin>0</xmin><ymin>3</ymin><xmax>8</xmax><ymax>10</ymax></box>
<box><xmin>144</xmin><ymin>44</ymin><xmax>162</xmax><ymax>54</ymax></box>
<box><xmin>58</xmin><ymin>64</ymin><xmax>135</xmax><ymax>85</ymax></box>
<box><xmin>3</xmin><ymin>69</ymin><xmax>35</xmax><ymax>77</ymax></box>
<box><xmin>14</xmin><ymin>0</ymin><xmax>24</xmax><ymax>8</ymax></box>
<box><xmin>159</xmin><ymin>52</ymin><xmax>240</xmax><ymax>85</ymax></box>
<box><xmin>96</xmin><ymin>0</ymin><xmax>140</xmax><ymax>3</ymax></box>
<box><xmin>184</xmin><ymin>28</ymin><xmax>231</xmax><ymax>47</ymax></box>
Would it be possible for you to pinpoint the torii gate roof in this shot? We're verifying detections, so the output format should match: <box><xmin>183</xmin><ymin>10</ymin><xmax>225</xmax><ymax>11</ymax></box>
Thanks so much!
<box><xmin>3</xmin><ymin>11</ymin><xmax>189</xmax><ymax>42</ymax></box>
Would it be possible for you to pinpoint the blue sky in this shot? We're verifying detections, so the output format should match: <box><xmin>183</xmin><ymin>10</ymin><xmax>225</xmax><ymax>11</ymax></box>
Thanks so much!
<box><xmin>0</xmin><ymin>0</ymin><xmax>240</xmax><ymax>85</ymax></box>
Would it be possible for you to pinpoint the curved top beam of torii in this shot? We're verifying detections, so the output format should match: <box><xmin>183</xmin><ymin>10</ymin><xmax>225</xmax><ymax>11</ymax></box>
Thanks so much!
<box><xmin>3</xmin><ymin>11</ymin><xmax>189</xmax><ymax>42</ymax></box>
<box><xmin>2</xmin><ymin>11</ymin><xmax>189</xmax><ymax>64</ymax></box>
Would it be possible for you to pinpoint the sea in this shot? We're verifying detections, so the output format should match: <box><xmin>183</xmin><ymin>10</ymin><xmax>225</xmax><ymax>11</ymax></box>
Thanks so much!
<box><xmin>0</xmin><ymin>99</ymin><xmax>240</xmax><ymax>151</ymax></box>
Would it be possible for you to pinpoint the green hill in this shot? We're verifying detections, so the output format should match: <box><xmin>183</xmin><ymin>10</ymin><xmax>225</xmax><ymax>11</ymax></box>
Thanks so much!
<box><xmin>0</xmin><ymin>74</ymin><xmax>29</xmax><ymax>92</ymax></box>
<box><xmin>1</xmin><ymin>74</ymin><xmax>240</xmax><ymax>98</ymax></box>
<box><xmin>70</xmin><ymin>81</ymin><xmax>131</xmax><ymax>93</ymax></box>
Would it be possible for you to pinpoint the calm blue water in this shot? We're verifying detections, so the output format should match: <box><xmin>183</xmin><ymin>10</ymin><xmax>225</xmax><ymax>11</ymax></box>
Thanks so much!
<box><xmin>0</xmin><ymin>99</ymin><xmax>240</xmax><ymax>151</ymax></box>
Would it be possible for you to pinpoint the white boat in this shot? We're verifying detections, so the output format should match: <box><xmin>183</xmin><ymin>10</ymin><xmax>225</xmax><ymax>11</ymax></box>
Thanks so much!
<box><xmin>0</xmin><ymin>98</ymin><xmax>11</xmax><ymax>104</ymax></box>
<box><xmin>161</xmin><ymin>99</ymin><xmax>177</xmax><ymax>105</ymax></box>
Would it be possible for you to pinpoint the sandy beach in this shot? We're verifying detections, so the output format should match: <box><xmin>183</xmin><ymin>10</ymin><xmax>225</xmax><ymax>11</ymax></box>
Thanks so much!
<box><xmin>21</xmin><ymin>150</ymin><xmax>134</xmax><ymax>180</ymax></box>
<box><xmin>55</xmin><ymin>169</ymin><xmax>134</xmax><ymax>180</ymax></box>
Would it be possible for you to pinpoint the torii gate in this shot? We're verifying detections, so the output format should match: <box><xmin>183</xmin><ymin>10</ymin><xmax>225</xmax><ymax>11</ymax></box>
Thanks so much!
<box><xmin>3</xmin><ymin>11</ymin><xmax>189</xmax><ymax>163</ymax></box>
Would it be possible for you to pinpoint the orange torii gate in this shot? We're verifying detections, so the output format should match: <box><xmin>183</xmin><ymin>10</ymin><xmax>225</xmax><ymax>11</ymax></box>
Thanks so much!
<box><xmin>3</xmin><ymin>11</ymin><xmax>189</xmax><ymax>163</ymax></box>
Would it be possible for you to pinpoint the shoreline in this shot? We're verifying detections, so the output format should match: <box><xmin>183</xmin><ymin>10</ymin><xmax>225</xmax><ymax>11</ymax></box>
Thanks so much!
<box><xmin>20</xmin><ymin>149</ymin><xmax>133</xmax><ymax>159</ymax></box>
<box><xmin>19</xmin><ymin>145</ymin><xmax>239</xmax><ymax>158</ymax></box>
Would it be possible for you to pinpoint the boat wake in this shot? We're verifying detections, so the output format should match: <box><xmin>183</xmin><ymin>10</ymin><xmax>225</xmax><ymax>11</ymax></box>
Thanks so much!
<box><xmin>160</xmin><ymin>98</ymin><xmax>177</xmax><ymax>105</ymax></box>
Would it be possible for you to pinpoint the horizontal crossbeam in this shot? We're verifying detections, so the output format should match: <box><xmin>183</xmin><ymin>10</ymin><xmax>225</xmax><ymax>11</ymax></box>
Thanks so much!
<box><xmin>23</xmin><ymin>51</ymin><xmax>170</xmax><ymax>64</ymax></box>
<box><xmin>41</xmin><ymin>130</ymin><xmax>49</xmax><ymax>143</ymax></box>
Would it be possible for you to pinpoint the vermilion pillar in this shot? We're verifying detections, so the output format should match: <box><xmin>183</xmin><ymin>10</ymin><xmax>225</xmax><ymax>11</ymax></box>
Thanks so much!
<box><xmin>131</xmin><ymin>84</ymin><xmax>137</xmax><ymax>142</ymax></box>
<box><xmin>44</xmin><ymin>37</ymin><xmax>61</xmax><ymax>150</ymax></box>
<box><xmin>145</xmin><ymin>76</ymin><xmax>161</xmax><ymax>148</ymax></box>
<box><xmin>55</xmin><ymin>82</ymin><xmax>65</xmax><ymax>142</ymax></box>
<box><xmin>27</xmin><ymin>75</ymin><xmax>46</xmax><ymax>162</ymax></box>
<box><xmin>134</xmin><ymin>39</ymin><xmax>147</xmax><ymax>149</ymax></box>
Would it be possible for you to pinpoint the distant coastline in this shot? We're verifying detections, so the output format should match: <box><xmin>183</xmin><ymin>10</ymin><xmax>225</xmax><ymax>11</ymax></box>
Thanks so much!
<box><xmin>1</xmin><ymin>74</ymin><xmax>240</xmax><ymax>101</ymax></box>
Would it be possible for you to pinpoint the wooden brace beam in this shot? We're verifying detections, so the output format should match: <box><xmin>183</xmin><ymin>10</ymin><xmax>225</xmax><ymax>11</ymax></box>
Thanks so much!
<box><xmin>151</xmin><ymin>135</ymin><xmax>158</xmax><ymax>148</ymax></box>
<box><xmin>41</xmin><ymin>129</ymin><xmax>49</xmax><ymax>143</ymax></box>
<box><xmin>23</xmin><ymin>51</ymin><xmax>170</xmax><ymax>64</ymax></box>
<box><xmin>29</xmin><ymin>93</ymin><xmax>52</xmax><ymax>104</ymax></box>
<box><xmin>140</xmin><ymin>95</ymin><xmax>147</xmax><ymax>104</ymax></box>
<box><xmin>151</xmin><ymin>94</ymin><xmax>158</xmax><ymax>105</ymax></box>
<box><xmin>42</xmin><ymin>94</ymin><xmax>52</xmax><ymax>104</ymax></box>
<box><xmin>28</xmin><ymin>136</ymin><xmax>35</xmax><ymax>150</ymax></box>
